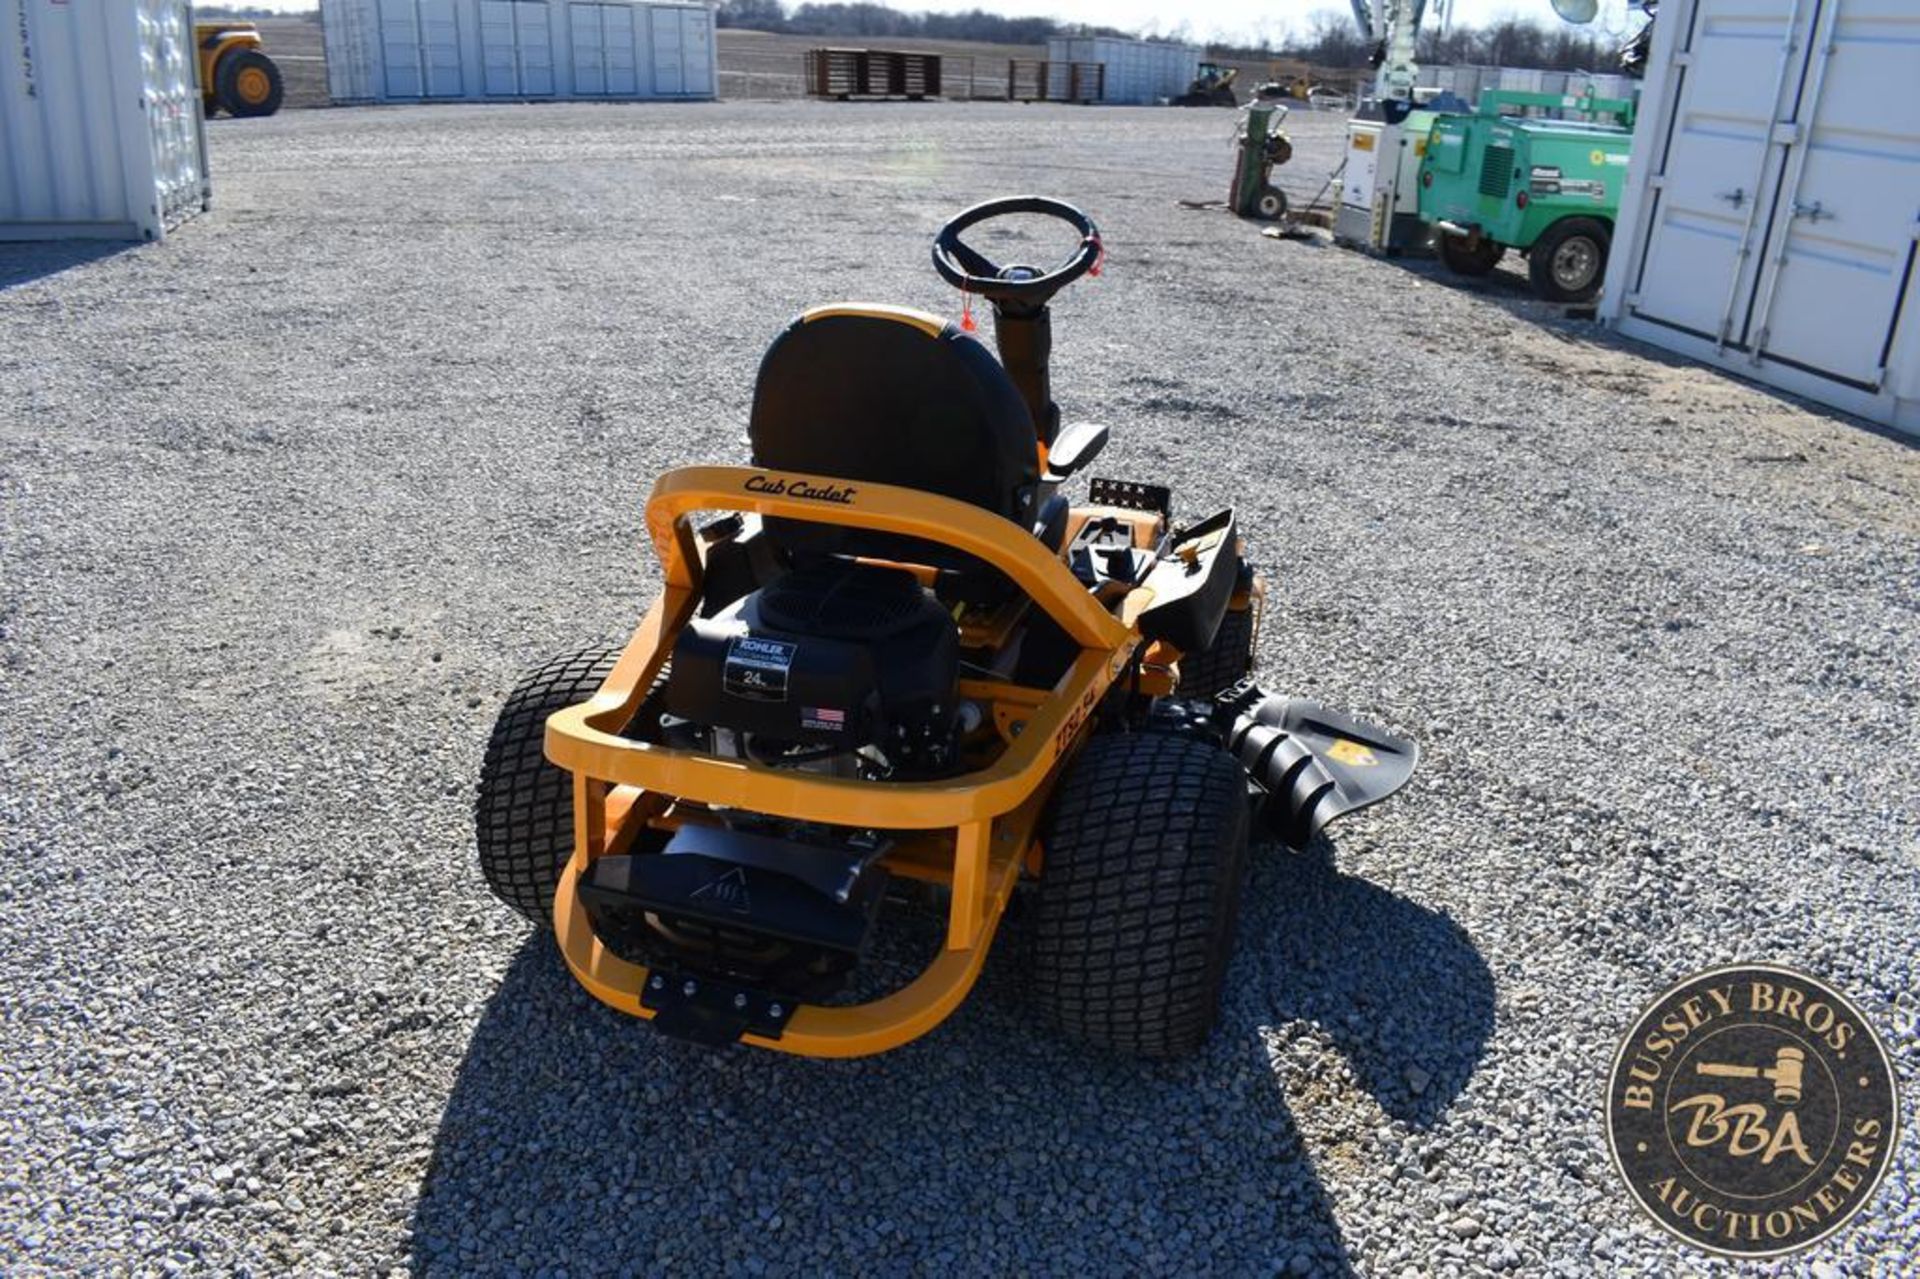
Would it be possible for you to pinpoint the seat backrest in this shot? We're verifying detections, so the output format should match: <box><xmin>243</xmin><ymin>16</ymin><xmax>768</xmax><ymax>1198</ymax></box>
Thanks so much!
<box><xmin>748</xmin><ymin>305</ymin><xmax>1039</xmax><ymax>536</ymax></box>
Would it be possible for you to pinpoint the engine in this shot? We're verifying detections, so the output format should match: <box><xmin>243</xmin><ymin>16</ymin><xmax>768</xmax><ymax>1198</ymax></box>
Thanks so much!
<box><xmin>663</xmin><ymin>563</ymin><xmax>962</xmax><ymax>778</ymax></box>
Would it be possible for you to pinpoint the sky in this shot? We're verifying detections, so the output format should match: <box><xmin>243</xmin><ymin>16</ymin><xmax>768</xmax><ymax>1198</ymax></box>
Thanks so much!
<box><xmin>248</xmin><ymin>1</ymin><xmax>1642</xmax><ymax>46</ymax></box>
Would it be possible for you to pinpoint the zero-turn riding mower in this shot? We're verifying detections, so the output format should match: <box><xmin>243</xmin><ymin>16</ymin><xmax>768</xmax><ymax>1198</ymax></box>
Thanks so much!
<box><xmin>476</xmin><ymin>197</ymin><xmax>1418</xmax><ymax>1059</ymax></box>
<box><xmin>196</xmin><ymin>21</ymin><xmax>284</xmax><ymax>118</ymax></box>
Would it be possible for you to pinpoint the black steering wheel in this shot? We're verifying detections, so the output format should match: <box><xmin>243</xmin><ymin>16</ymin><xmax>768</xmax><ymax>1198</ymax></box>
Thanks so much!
<box><xmin>932</xmin><ymin>196</ymin><xmax>1103</xmax><ymax>306</ymax></box>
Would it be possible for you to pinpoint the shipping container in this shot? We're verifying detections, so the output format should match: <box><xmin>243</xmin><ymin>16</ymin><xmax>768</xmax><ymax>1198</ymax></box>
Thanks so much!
<box><xmin>1600</xmin><ymin>0</ymin><xmax>1920</xmax><ymax>437</ymax></box>
<box><xmin>320</xmin><ymin>0</ymin><xmax>715</xmax><ymax>103</ymax></box>
<box><xmin>1</xmin><ymin>0</ymin><xmax>209</xmax><ymax>242</ymax></box>
<box><xmin>1446</xmin><ymin>66</ymin><xmax>1483</xmax><ymax>105</ymax></box>
<box><xmin>1043</xmin><ymin>36</ymin><xmax>1199</xmax><ymax>106</ymax></box>
<box><xmin>1585</xmin><ymin>73</ymin><xmax>1635</xmax><ymax>103</ymax></box>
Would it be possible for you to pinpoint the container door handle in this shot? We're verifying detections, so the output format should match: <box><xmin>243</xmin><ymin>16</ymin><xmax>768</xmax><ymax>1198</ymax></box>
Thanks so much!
<box><xmin>1716</xmin><ymin>187</ymin><xmax>1747</xmax><ymax>208</ymax></box>
<box><xmin>1791</xmin><ymin>198</ymin><xmax>1829</xmax><ymax>222</ymax></box>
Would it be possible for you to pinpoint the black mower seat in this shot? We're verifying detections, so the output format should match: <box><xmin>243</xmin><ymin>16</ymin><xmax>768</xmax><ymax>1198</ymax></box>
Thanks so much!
<box><xmin>749</xmin><ymin>305</ymin><xmax>1041</xmax><ymax>568</ymax></box>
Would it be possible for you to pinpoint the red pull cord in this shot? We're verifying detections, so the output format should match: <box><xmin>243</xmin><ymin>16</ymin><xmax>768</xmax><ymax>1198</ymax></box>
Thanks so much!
<box><xmin>1089</xmin><ymin>236</ymin><xmax>1107</xmax><ymax>278</ymax></box>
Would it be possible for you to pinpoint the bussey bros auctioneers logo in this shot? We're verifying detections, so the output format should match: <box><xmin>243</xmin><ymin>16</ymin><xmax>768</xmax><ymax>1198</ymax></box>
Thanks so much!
<box><xmin>1605</xmin><ymin>963</ymin><xmax>1899</xmax><ymax>1258</ymax></box>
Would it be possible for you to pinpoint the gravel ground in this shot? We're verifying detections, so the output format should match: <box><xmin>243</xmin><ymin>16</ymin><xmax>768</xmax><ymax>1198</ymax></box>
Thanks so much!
<box><xmin>2</xmin><ymin>101</ymin><xmax>1917</xmax><ymax>1276</ymax></box>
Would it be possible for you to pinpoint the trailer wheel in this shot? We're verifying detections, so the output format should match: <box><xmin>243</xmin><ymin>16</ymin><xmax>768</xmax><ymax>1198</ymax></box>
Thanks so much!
<box><xmin>217</xmin><ymin>49</ymin><xmax>284</xmax><ymax>118</ymax></box>
<box><xmin>1529</xmin><ymin>217</ymin><xmax>1609</xmax><ymax>302</ymax></box>
<box><xmin>1254</xmin><ymin>187</ymin><xmax>1289</xmax><ymax>221</ymax></box>
<box><xmin>476</xmin><ymin>647</ymin><xmax>619</xmax><ymax>927</ymax></box>
<box><xmin>1032</xmin><ymin>733</ymin><xmax>1251</xmax><ymax>1058</ymax></box>
<box><xmin>1438</xmin><ymin>233</ymin><xmax>1505</xmax><ymax>276</ymax></box>
<box><xmin>1176</xmin><ymin>602</ymin><xmax>1256</xmax><ymax>700</ymax></box>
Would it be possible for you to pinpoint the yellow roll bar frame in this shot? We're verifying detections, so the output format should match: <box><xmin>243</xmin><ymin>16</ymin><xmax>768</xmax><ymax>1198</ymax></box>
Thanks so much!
<box><xmin>544</xmin><ymin>466</ymin><xmax>1141</xmax><ymax>1057</ymax></box>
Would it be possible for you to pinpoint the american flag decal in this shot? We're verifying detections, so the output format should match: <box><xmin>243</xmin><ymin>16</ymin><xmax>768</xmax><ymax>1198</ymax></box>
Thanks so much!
<box><xmin>805</xmin><ymin>707</ymin><xmax>846</xmax><ymax>725</ymax></box>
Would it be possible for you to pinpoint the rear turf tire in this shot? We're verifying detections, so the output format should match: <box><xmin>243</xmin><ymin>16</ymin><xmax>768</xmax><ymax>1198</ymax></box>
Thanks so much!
<box><xmin>476</xmin><ymin>647</ymin><xmax>619</xmax><ymax>927</ymax></box>
<box><xmin>1176</xmin><ymin>603</ymin><xmax>1256</xmax><ymax>700</ymax></box>
<box><xmin>1032</xmin><ymin>733</ymin><xmax>1251</xmax><ymax>1057</ymax></box>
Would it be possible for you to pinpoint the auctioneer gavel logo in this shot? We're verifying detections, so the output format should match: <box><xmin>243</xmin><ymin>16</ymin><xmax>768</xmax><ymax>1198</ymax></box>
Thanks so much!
<box><xmin>1694</xmin><ymin>1045</ymin><xmax>1806</xmax><ymax>1105</ymax></box>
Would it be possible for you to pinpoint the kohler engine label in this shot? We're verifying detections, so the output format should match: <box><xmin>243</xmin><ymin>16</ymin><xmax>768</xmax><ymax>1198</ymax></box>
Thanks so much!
<box><xmin>724</xmin><ymin>636</ymin><xmax>796</xmax><ymax>702</ymax></box>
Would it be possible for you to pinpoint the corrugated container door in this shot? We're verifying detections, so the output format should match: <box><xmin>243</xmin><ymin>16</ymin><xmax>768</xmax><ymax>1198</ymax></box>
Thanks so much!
<box><xmin>516</xmin><ymin>0</ymin><xmax>555</xmax><ymax>95</ymax></box>
<box><xmin>3</xmin><ymin>1</ymin><xmax>128</xmax><ymax>233</ymax></box>
<box><xmin>480</xmin><ymin>0</ymin><xmax>520</xmax><ymax>94</ymax></box>
<box><xmin>1739</xmin><ymin>0</ymin><xmax>1920</xmax><ymax>388</ymax></box>
<box><xmin>571</xmin><ymin>3</ymin><xmax>607</xmax><ymax>95</ymax></box>
<box><xmin>1166</xmin><ymin>45</ymin><xmax>1186</xmax><ymax>99</ymax></box>
<box><xmin>1618</xmin><ymin>0</ymin><xmax>1815</xmax><ymax>346</ymax></box>
<box><xmin>419</xmin><ymin>0</ymin><xmax>464</xmax><ymax>97</ymax></box>
<box><xmin>378</xmin><ymin>0</ymin><xmax>425</xmax><ymax>97</ymax></box>
<box><xmin>679</xmin><ymin>8</ymin><xmax>711</xmax><ymax>96</ymax></box>
<box><xmin>649</xmin><ymin>7</ymin><xmax>682</xmax><ymax>95</ymax></box>
<box><xmin>604</xmin><ymin>3</ymin><xmax>639</xmax><ymax>95</ymax></box>
<box><xmin>322</xmin><ymin>0</ymin><xmax>378</xmax><ymax>102</ymax></box>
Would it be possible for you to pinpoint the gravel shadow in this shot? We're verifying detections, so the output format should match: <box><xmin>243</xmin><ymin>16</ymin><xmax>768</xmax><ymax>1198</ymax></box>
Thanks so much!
<box><xmin>1241</xmin><ymin>839</ymin><xmax>1497</xmax><ymax>1130</ymax></box>
<box><xmin>0</xmin><ymin>240</ymin><xmax>131</xmax><ymax>290</ymax></box>
<box><xmin>409</xmin><ymin>840</ymin><xmax>1492</xmax><ymax>1274</ymax></box>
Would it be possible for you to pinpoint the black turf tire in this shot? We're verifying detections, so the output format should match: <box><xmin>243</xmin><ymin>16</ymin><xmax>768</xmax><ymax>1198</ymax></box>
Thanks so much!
<box><xmin>216</xmin><ymin>49</ymin><xmax>284</xmax><ymax>118</ymax></box>
<box><xmin>1176</xmin><ymin>603</ymin><xmax>1256</xmax><ymax>700</ymax></box>
<box><xmin>1528</xmin><ymin>217</ymin><xmax>1610</xmax><ymax>303</ymax></box>
<box><xmin>1032</xmin><ymin>733</ymin><xmax>1252</xmax><ymax>1057</ymax></box>
<box><xmin>1438</xmin><ymin>233</ymin><xmax>1505</xmax><ymax>276</ymax></box>
<box><xmin>475</xmin><ymin>647</ymin><xmax>619</xmax><ymax>927</ymax></box>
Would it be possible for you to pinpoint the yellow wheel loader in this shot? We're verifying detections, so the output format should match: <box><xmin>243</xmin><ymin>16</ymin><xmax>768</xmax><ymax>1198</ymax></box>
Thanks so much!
<box><xmin>197</xmin><ymin>21</ymin><xmax>284</xmax><ymax>118</ymax></box>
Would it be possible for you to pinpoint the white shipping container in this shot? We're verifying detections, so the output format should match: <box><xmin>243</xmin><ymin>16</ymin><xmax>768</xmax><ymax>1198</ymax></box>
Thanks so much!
<box><xmin>1</xmin><ymin>0</ymin><xmax>209</xmax><ymax>242</ymax></box>
<box><xmin>1044</xmin><ymin>35</ymin><xmax>1199</xmax><ymax>106</ymax></box>
<box><xmin>1600</xmin><ymin>0</ymin><xmax>1920</xmax><ymax>437</ymax></box>
<box><xmin>1449</xmin><ymin>66</ymin><xmax>1483</xmax><ymax>104</ymax></box>
<box><xmin>1587</xmin><ymin>73</ymin><xmax>1635</xmax><ymax>103</ymax></box>
<box><xmin>320</xmin><ymin>0</ymin><xmax>715</xmax><ymax>103</ymax></box>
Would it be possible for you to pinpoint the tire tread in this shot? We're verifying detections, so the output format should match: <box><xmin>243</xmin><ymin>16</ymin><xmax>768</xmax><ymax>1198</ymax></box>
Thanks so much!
<box><xmin>1032</xmin><ymin>733</ymin><xmax>1250</xmax><ymax>1057</ymax></box>
<box><xmin>475</xmin><ymin>647</ymin><xmax>619</xmax><ymax>926</ymax></box>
